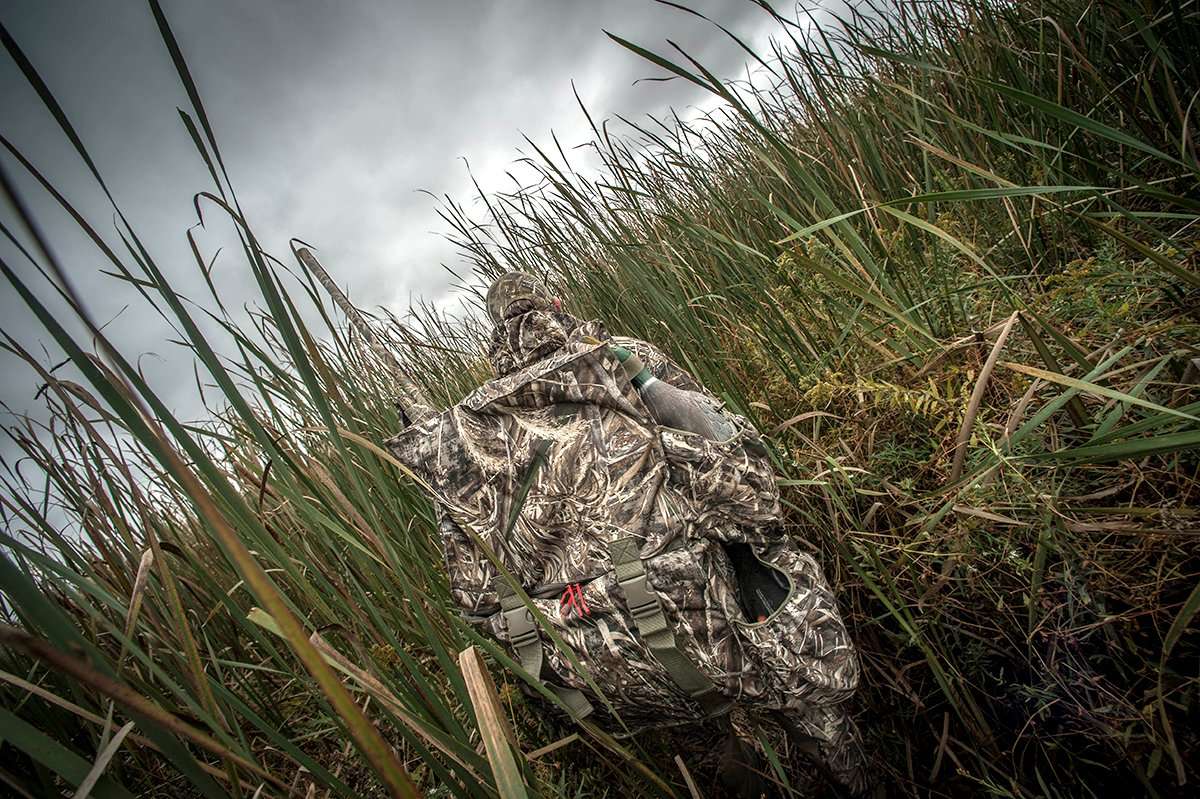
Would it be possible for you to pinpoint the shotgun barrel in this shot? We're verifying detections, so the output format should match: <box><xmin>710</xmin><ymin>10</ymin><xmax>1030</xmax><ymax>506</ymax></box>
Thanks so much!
<box><xmin>294</xmin><ymin>246</ymin><xmax>437</xmax><ymax>425</ymax></box>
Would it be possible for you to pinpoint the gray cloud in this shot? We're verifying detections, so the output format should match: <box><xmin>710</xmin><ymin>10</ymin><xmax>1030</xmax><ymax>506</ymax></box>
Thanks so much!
<box><xmin>1</xmin><ymin>0</ymin><xmax>782</xmax><ymax>439</ymax></box>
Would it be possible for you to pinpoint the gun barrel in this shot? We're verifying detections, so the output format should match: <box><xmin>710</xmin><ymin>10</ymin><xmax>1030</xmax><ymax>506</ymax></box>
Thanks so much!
<box><xmin>294</xmin><ymin>246</ymin><xmax>436</xmax><ymax>424</ymax></box>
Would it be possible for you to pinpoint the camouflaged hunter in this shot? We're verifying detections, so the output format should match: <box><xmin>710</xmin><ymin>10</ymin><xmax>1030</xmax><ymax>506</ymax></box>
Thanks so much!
<box><xmin>386</xmin><ymin>272</ymin><xmax>865</xmax><ymax>792</ymax></box>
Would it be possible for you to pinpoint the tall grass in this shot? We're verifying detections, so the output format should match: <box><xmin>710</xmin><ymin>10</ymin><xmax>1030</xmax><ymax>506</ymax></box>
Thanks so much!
<box><xmin>1</xmin><ymin>0</ymin><xmax>1198</xmax><ymax>797</ymax></box>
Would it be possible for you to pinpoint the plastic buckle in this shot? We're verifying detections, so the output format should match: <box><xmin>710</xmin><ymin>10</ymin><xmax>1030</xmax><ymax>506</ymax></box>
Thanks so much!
<box><xmin>619</xmin><ymin>574</ymin><xmax>660</xmax><ymax>620</ymax></box>
<box><xmin>629</xmin><ymin>599</ymin><xmax>659</xmax><ymax>621</ymax></box>
<box><xmin>504</xmin><ymin>606</ymin><xmax>538</xmax><ymax>646</ymax></box>
<box><xmin>511</xmin><ymin>627</ymin><xmax>539</xmax><ymax>648</ymax></box>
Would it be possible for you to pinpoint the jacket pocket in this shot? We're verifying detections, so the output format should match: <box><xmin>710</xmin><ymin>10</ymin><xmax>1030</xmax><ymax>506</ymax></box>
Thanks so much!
<box><xmin>730</xmin><ymin>542</ymin><xmax>859</xmax><ymax>707</ymax></box>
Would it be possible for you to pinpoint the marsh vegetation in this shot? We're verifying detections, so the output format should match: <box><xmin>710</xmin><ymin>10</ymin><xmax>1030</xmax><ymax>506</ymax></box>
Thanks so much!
<box><xmin>1</xmin><ymin>0</ymin><xmax>1198</xmax><ymax>796</ymax></box>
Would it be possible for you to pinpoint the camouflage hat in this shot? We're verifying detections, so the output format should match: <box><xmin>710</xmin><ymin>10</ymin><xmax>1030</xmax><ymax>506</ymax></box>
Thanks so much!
<box><xmin>486</xmin><ymin>271</ymin><xmax>553</xmax><ymax>322</ymax></box>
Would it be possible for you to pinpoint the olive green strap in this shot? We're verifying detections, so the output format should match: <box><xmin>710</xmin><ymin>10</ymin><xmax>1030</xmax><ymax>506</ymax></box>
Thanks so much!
<box><xmin>609</xmin><ymin>537</ymin><xmax>729</xmax><ymax>716</ymax></box>
<box><xmin>549</xmin><ymin>684</ymin><xmax>594</xmax><ymax>719</ymax></box>
<box><xmin>497</xmin><ymin>583</ymin><xmax>593</xmax><ymax>720</ymax></box>
<box><xmin>499</xmin><ymin>583</ymin><xmax>543</xmax><ymax>678</ymax></box>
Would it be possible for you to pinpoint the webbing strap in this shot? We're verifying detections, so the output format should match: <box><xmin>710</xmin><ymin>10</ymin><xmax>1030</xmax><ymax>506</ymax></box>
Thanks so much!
<box><xmin>609</xmin><ymin>537</ymin><xmax>729</xmax><ymax>716</ymax></box>
<box><xmin>499</xmin><ymin>583</ymin><xmax>542</xmax><ymax>677</ymax></box>
<box><xmin>549</xmin><ymin>684</ymin><xmax>594</xmax><ymax>718</ymax></box>
<box><xmin>497</xmin><ymin>583</ymin><xmax>593</xmax><ymax>720</ymax></box>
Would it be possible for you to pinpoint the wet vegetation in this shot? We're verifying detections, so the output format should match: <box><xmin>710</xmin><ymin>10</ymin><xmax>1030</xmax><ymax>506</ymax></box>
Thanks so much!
<box><xmin>1</xmin><ymin>0</ymin><xmax>1198</xmax><ymax>796</ymax></box>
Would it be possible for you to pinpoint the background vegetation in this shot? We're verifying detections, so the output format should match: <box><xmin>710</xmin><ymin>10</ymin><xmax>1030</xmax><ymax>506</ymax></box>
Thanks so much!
<box><xmin>1</xmin><ymin>0</ymin><xmax>1197</xmax><ymax>797</ymax></box>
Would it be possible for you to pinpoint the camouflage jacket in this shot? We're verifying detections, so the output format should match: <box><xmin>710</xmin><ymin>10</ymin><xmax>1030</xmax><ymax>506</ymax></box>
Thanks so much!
<box><xmin>386</xmin><ymin>311</ymin><xmax>859</xmax><ymax>737</ymax></box>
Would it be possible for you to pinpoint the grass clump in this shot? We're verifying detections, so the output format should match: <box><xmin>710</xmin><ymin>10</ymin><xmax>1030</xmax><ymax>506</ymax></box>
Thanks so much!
<box><xmin>1</xmin><ymin>0</ymin><xmax>1199</xmax><ymax>797</ymax></box>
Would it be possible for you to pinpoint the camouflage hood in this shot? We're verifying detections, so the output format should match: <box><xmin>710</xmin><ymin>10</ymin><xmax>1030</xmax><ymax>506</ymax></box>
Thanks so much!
<box><xmin>487</xmin><ymin>307</ymin><xmax>593</xmax><ymax>377</ymax></box>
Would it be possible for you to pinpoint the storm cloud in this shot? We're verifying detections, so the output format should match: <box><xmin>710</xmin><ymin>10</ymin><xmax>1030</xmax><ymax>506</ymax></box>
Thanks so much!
<box><xmin>1</xmin><ymin>0</ymin><xmax>783</xmax><ymax>434</ymax></box>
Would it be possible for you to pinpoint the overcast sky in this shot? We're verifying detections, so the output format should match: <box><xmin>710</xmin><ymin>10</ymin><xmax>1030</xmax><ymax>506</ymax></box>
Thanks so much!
<box><xmin>0</xmin><ymin>0</ymin><xmax>789</xmax><ymax>457</ymax></box>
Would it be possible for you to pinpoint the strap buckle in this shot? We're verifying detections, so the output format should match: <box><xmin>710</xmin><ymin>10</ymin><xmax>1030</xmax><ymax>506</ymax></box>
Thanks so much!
<box><xmin>608</xmin><ymin>535</ymin><xmax>728</xmax><ymax>718</ymax></box>
<box><xmin>503</xmin><ymin>605</ymin><xmax>538</xmax><ymax>646</ymax></box>
<box><xmin>618</xmin><ymin>572</ymin><xmax>660</xmax><ymax>620</ymax></box>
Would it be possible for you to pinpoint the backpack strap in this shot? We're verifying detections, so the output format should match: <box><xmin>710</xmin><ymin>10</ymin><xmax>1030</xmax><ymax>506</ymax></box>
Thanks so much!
<box><xmin>497</xmin><ymin>582</ymin><xmax>594</xmax><ymax>720</ymax></box>
<box><xmin>498</xmin><ymin>583</ymin><xmax>542</xmax><ymax>676</ymax></box>
<box><xmin>608</xmin><ymin>537</ymin><xmax>730</xmax><ymax>717</ymax></box>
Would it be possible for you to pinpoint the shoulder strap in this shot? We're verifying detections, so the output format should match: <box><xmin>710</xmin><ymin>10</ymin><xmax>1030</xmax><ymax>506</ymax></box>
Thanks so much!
<box><xmin>608</xmin><ymin>537</ymin><xmax>730</xmax><ymax>717</ymax></box>
<box><xmin>497</xmin><ymin>582</ymin><xmax>594</xmax><ymax>720</ymax></box>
